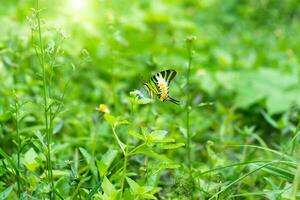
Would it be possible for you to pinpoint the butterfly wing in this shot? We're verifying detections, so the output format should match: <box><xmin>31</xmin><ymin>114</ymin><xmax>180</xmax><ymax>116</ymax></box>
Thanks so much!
<box><xmin>160</xmin><ymin>70</ymin><xmax>180</xmax><ymax>104</ymax></box>
<box><xmin>144</xmin><ymin>69</ymin><xmax>180</xmax><ymax>105</ymax></box>
<box><xmin>143</xmin><ymin>76</ymin><xmax>159</xmax><ymax>98</ymax></box>
<box><xmin>159</xmin><ymin>69</ymin><xmax>177</xmax><ymax>85</ymax></box>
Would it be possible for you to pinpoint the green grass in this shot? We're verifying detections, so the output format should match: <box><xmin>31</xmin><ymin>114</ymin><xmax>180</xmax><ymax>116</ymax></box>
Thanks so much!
<box><xmin>0</xmin><ymin>0</ymin><xmax>300</xmax><ymax>199</ymax></box>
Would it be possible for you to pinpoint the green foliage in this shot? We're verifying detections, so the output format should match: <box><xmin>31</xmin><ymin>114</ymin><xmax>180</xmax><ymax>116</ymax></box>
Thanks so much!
<box><xmin>0</xmin><ymin>0</ymin><xmax>300</xmax><ymax>199</ymax></box>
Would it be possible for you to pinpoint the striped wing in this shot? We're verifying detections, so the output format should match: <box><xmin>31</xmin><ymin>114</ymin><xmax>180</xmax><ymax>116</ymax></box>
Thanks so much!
<box><xmin>143</xmin><ymin>76</ymin><xmax>159</xmax><ymax>98</ymax></box>
<box><xmin>157</xmin><ymin>69</ymin><xmax>177</xmax><ymax>85</ymax></box>
<box><xmin>143</xmin><ymin>69</ymin><xmax>180</xmax><ymax>104</ymax></box>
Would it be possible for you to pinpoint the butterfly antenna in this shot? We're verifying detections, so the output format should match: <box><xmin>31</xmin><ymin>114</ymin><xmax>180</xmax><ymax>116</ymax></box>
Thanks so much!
<box><xmin>168</xmin><ymin>97</ymin><xmax>180</xmax><ymax>105</ymax></box>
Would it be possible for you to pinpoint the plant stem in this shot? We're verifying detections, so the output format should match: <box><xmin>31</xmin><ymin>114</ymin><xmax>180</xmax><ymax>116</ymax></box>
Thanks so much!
<box><xmin>15</xmin><ymin>101</ymin><xmax>21</xmax><ymax>199</ymax></box>
<box><xmin>112</xmin><ymin>126</ymin><xmax>125</xmax><ymax>155</ymax></box>
<box><xmin>290</xmin><ymin>120</ymin><xmax>300</xmax><ymax>155</ymax></box>
<box><xmin>36</xmin><ymin>1</ymin><xmax>54</xmax><ymax>199</ymax></box>
<box><xmin>291</xmin><ymin>161</ymin><xmax>300</xmax><ymax>200</ymax></box>
<box><xmin>120</xmin><ymin>137</ymin><xmax>128</xmax><ymax>197</ymax></box>
<box><xmin>185</xmin><ymin>37</ymin><xmax>195</xmax><ymax>199</ymax></box>
<box><xmin>185</xmin><ymin>39</ymin><xmax>193</xmax><ymax>173</ymax></box>
<box><xmin>120</xmin><ymin>103</ymin><xmax>134</xmax><ymax>197</ymax></box>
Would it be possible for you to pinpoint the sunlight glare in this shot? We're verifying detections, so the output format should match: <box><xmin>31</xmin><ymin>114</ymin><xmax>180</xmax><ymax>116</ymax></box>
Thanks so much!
<box><xmin>70</xmin><ymin>0</ymin><xmax>85</xmax><ymax>12</ymax></box>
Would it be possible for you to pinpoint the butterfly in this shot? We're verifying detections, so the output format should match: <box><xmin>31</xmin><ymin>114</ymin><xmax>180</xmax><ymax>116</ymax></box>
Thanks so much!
<box><xmin>143</xmin><ymin>69</ymin><xmax>180</xmax><ymax>105</ymax></box>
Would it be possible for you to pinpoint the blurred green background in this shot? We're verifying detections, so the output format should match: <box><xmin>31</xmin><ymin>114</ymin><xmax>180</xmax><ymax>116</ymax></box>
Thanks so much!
<box><xmin>1</xmin><ymin>0</ymin><xmax>300</xmax><ymax>199</ymax></box>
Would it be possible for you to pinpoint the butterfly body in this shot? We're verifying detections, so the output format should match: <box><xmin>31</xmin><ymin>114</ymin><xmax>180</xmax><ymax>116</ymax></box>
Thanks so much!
<box><xmin>143</xmin><ymin>69</ymin><xmax>180</xmax><ymax>105</ymax></box>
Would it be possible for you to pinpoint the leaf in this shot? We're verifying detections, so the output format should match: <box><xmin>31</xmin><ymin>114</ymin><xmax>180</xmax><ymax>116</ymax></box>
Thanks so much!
<box><xmin>260</xmin><ymin>110</ymin><xmax>278</xmax><ymax>128</ymax></box>
<box><xmin>128</xmin><ymin>130</ymin><xmax>145</xmax><ymax>141</ymax></box>
<box><xmin>104</xmin><ymin>114</ymin><xmax>118</xmax><ymax>127</ymax></box>
<box><xmin>133</xmin><ymin>147</ymin><xmax>171</xmax><ymax>162</ymax></box>
<box><xmin>179</xmin><ymin>127</ymin><xmax>187</xmax><ymax>138</ymax></box>
<box><xmin>102</xmin><ymin>176</ymin><xmax>117</xmax><ymax>198</ymax></box>
<box><xmin>158</xmin><ymin>143</ymin><xmax>185</xmax><ymax>149</ymax></box>
<box><xmin>266</xmin><ymin>90</ymin><xmax>294</xmax><ymax>114</ymax></box>
<box><xmin>79</xmin><ymin>147</ymin><xmax>98</xmax><ymax>178</ymax></box>
<box><xmin>79</xmin><ymin>147</ymin><xmax>92</xmax><ymax>163</ymax></box>
<box><xmin>0</xmin><ymin>185</ymin><xmax>13</xmax><ymax>199</ymax></box>
<box><xmin>52</xmin><ymin>170</ymin><xmax>69</xmax><ymax>178</ymax></box>
<box><xmin>34</xmin><ymin>130</ymin><xmax>45</xmax><ymax>146</ymax></box>
<box><xmin>104</xmin><ymin>114</ymin><xmax>129</xmax><ymax>127</ymax></box>
<box><xmin>97</xmin><ymin>149</ymin><xmax>118</xmax><ymax>177</ymax></box>
<box><xmin>141</xmin><ymin>193</ymin><xmax>157</xmax><ymax>199</ymax></box>
<box><xmin>213</xmin><ymin>68</ymin><xmax>300</xmax><ymax>114</ymax></box>
<box><xmin>24</xmin><ymin>148</ymin><xmax>39</xmax><ymax>171</ymax></box>
<box><xmin>0</xmin><ymin>147</ymin><xmax>15</xmax><ymax>169</ymax></box>
<box><xmin>126</xmin><ymin>177</ymin><xmax>160</xmax><ymax>199</ymax></box>
<box><xmin>53</xmin><ymin>120</ymin><xmax>64</xmax><ymax>134</ymax></box>
<box><xmin>260</xmin><ymin>165</ymin><xmax>295</xmax><ymax>182</ymax></box>
<box><xmin>147</xmin><ymin>130</ymin><xmax>168</xmax><ymax>142</ymax></box>
<box><xmin>40</xmin><ymin>170</ymin><xmax>69</xmax><ymax>179</ymax></box>
<box><xmin>118</xmin><ymin>119</ymin><xmax>130</xmax><ymax>126</ymax></box>
<box><xmin>126</xmin><ymin>177</ymin><xmax>140</xmax><ymax>194</ymax></box>
<box><xmin>86</xmin><ymin>182</ymin><xmax>101</xmax><ymax>200</ymax></box>
<box><xmin>157</xmin><ymin>162</ymin><xmax>180</xmax><ymax>170</ymax></box>
<box><xmin>124</xmin><ymin>188</ymin><xmax>134</xmax><ymax>200</ymax></box>
<box><xmin>128</xmin><ymin>90</ymin><xmax>154</xmax><ymax>105</ymax></box>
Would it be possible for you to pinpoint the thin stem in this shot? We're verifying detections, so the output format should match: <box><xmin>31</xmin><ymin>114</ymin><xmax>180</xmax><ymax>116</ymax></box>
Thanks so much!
<box><xmin>120</xmin><ymin>103</ymin><xmax>134</xmax><ymax>197</ymax></box>
<box><xmin>112</xmin><ymin>126</ymin><xmax>125</xmax><ymax>155</ymax></box>
<box><xmin>128</xmin><ymin>143</ymin><xmax>146</xmax><ymax>156</ymax></box>
<box><xmin>208</xmin><ymin>161</ymin><xmax>279</xmax><ymax>200</ymax></box>
<box><xmin>36</xmin><ymin>1</ymin><xmax>54</xmax><ymax>199</ymax></box>
<box><xmin>185</xmin><ymin>39</ymin><xmax>193</xmax><ymax>173</ymax></box>
<box><xmin>120</xmin><ymin>135</ymin><xmax>129</xmax><ymax>197</ymax></box>
<box><xmin>185</xmin><ymin>37</ymin><xmax>195</xmax><ymax>199</ymax></box>
<box><xmin>291</xmin><ymin>161</ymin><xmax>300</xmax><ymax>200</ymax></box>
<box><xmin>15</xmin><ymin>101</ymin><xmax>21</xmax><ymax>199</ymax></box>
<box><xmin>289</xmin><ymin>120</ymin><xmax>300</xmax><ymax>155</ymax></box>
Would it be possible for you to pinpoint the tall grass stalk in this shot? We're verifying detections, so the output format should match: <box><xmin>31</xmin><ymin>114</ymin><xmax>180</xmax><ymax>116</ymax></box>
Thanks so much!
<box><xmin>289</xmin><ymin>120</ymin><xmax>300</xmax><ymax>156</ymax></box>
<box><xmin>291</xmin><ymin>161</ymin><xmax>300</xmax><ymax>200</ymax></box>
<box><xmin>208</xmin><ymin>161</ymin><xmax>278</xmax><ymax>200</ymax></box>
<box><xmin>120</xmin><ymin>103</ymin><xmax>134</xmax><ymax>197</ymax></box>
<box><xmin>35</xmin><ymin>1</ymin><xmax>54</xmax><ymax>198</ymax></box>
<box><xmin>120</xmin><ymin>133</ymin><xmax>129</xmax><ymax>197</ymax></box>
<box><xmin>185</xmin><ymin>36</ymin><xmax>195</xmax><ymax>176</ymax></box>
<box><xmin>13</xmin><ymin>98</ymin><xmax>21</xmax><ymax>199</ymax></box>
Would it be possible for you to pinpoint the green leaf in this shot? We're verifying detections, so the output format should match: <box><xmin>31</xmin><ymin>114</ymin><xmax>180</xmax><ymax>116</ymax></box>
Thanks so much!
<box><xmin>52</xmin><ymin>170</ymin><xmax>69</xmax><ymax>178</ymax></box>
<box><xmin>0</xmin><ymin>185</ymin><xmax>13</xmax><ymax>199</ymax></box>
<box><xmin>123</xmin><ymin>188</ymin><xmax>134</xmax><ymax>200</ymax></box>
<box><xmin>79</xmin><ymin>147</ymin><xmax>98</xmax><ymax>178</ymax></box>
<box><xmin>141</xmin><ymin>193</ymin><xmax>157</xmax><ymax>199</ymax></box>
<box><xmin>214</xmin><ymin>68</ymin><xmax>300</xmax><ymax>114</ymax></box>
<box><xmin>126</xmin><ymin>177</ymin><xmax>140</xmax><ymax>194</ymax></box>
<box><xmin>260</xmin><ymin>110</ymin><xmax>278</xmax><ymax>128</ymax></box>
<box><xmin>158</xmin><ymin>143</ymin><xmax>185</xmax><ymax>149</ymax></box>
<box><xmin>157</xmin><ymin>162</ymin><xmax>180</xmax><ymax>170</ymax></box>
<box><xmin>104</xmin><ymin>114</ymin><xmax>118</xmax><ymax>127</ymax></box>
<box><xmin>126</xmin><ymin>177</ymin><xmax>160</xmax><ymax>199</ymax></box>
<box><xmin>149</xmin><ymin>130</ymin><xmax>167</xmax><ymax>140</ymax></box>
<box><xmin>133</xmin><ymin>147</ymin><xmax>171</xmax><ymax>162</ymax></box>
<box><xmin>0</xmin><ymin>147</ymin><xmax>15</xmax><ymax>169</ymax></box>
<box><xmin>128</xmin><ymin>130</ymin><xmax>145</xmax><ymax>141</ymax></box>
<box><xmin>146</xmin><ymin>130</ymin><xmax>169</xmax><ymax>144</ymax></box>
<box><xmin>102</xmin><ymin>176</ymin><xmax>117</xmax><ymax>199</ymax></box>
<box><xmin>128</xmin><ymin>90</ymin><xmax>154</xmax><ymax>105</ymax></box>
<box><xmin>53</xmin><ymin>120</ymin><xmax>64</xmax><ymax>134</ymax></box>
<box><xmin>260</xmin><ymin>165</ymin><xmax>295</xmax><ymax>182</ymax></box>
<box><xmin>104</xmin><ymin>114</ymin><xmax>129</xmax><ymax>127</ymax></box>
<box><xmin>79</xmin><ymin>147</ymin><xmax>91</xmax><ymax>163</ymax></box>
<box><xmin>86</xmin><ymin>182</ymin><xmax>101</xmax><ymax>200</ymax></box>
<box><xmin>266</xmin><ymin>90</ymin><xmax>294</xmax><ymax>114</ymax></box>
<box><xmin>97</xmin><ymin>149</ymin><xmax>118</xmax><ymax>177</ymax></box>
<box><xmin>24</xmin><ymin>148</ymin><xmax>39</xmax><ymax>171</ymax></box>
